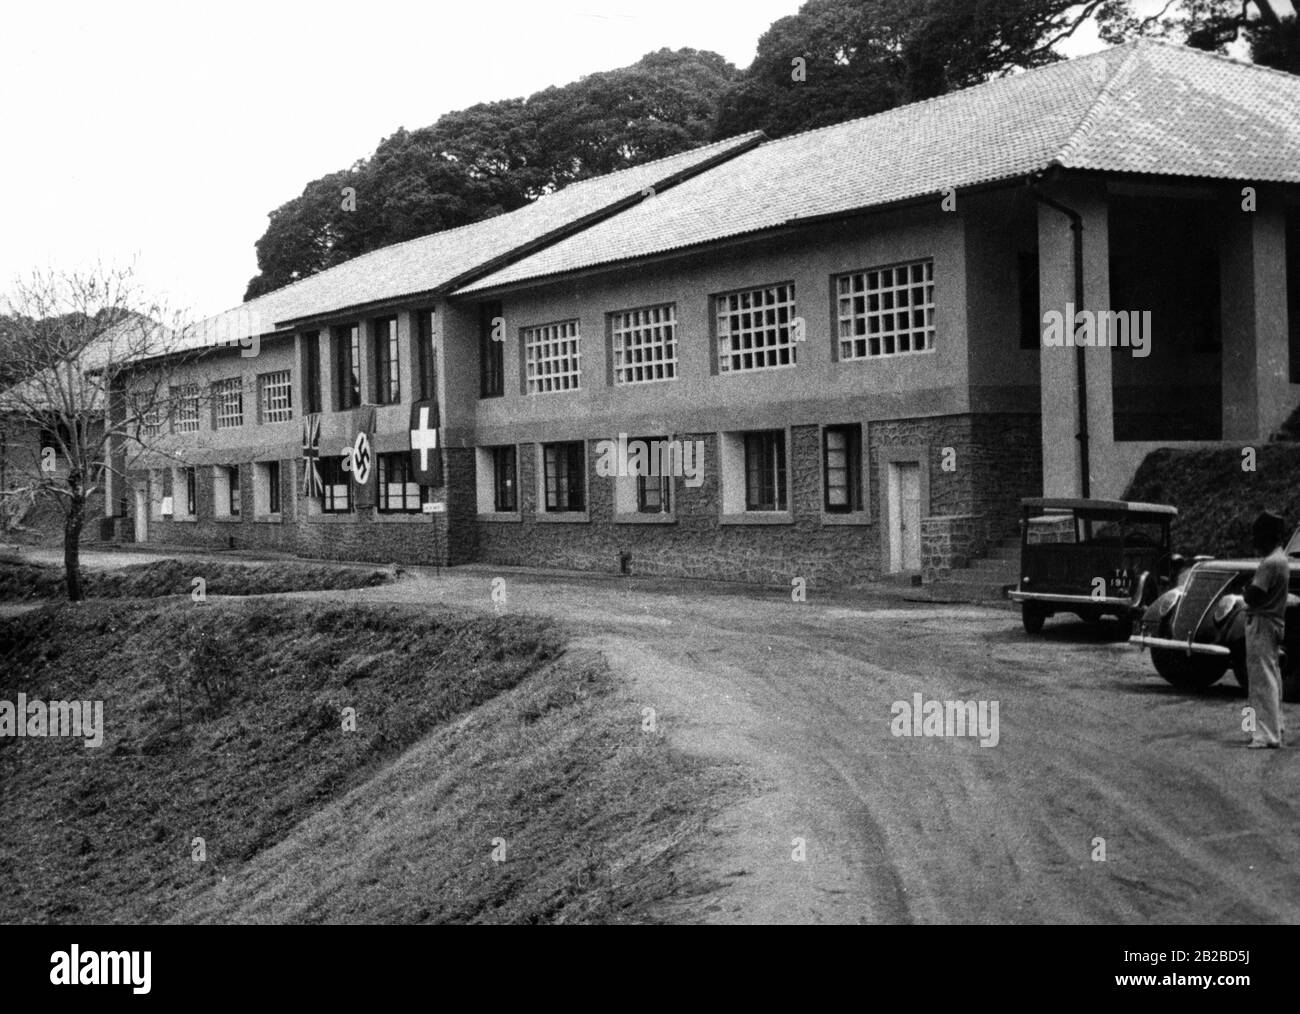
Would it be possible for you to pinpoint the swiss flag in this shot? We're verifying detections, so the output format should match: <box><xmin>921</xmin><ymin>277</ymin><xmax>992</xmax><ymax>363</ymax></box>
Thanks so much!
<box><xmin>409</xmin><ymin>399</ymin><xmax>443</xmax><ymax>487</ymax></box>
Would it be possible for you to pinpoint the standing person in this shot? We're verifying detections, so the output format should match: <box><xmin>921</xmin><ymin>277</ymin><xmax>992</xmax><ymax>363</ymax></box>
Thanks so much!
<box><xmin>1244</xmin><ymin>510</ymin><xmax>1289</xmax><ymax>748</ymax></box>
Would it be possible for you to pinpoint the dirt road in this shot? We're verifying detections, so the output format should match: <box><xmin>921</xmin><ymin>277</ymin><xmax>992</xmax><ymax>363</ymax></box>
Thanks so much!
<box><xmin>276</xmin><ymin>565</ymin><xmax>1300</xmax><ymax>925</ymax></box>
<box><xmin>15</xmin><ymin>547</ymin><xmax>1300</xmax><ymax>923</ymax></box>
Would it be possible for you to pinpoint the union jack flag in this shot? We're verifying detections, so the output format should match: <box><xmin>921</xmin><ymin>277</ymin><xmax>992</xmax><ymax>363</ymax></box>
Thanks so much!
<box><xmin>301</xmin><ymin>413</ymin><xmax>323</xmax><ymax>497</ymax></box>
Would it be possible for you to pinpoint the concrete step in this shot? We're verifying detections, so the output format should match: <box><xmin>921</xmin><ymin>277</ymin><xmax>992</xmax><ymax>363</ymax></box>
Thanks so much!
<box><xmin>928</xmin><ymin>572</ymin><xmax>1015</xmax><ymax>593</ymax></box>
<box><xmin>968</xmin><ymin>557</ymin><xmax>1019</xmax><ymax>574</ymax></box>
<box><xmin>921</xmin><ymin>583</ymin><xmax>1013</xmax><ymax>602</ymax></box>
<box><xmin>878</xmin><ymin>572</ymin><xmax>925</xmax><ymax>587</ymax></box>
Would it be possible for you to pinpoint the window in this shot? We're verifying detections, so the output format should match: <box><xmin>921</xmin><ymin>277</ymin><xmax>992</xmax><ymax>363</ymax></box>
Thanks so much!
<box><xmin>374</xmin><ymin>317</ymin><xmax>399</xmax><ymax>404</ymax></box>
<box><xmin>744</xmin><ymin>431</ymin><xmax>787</xmax><ymax>511</ymax></box>
<box><xmin>524</xmin><ymin>320</ymin><xmax>581</xmax><ymax>394</ymax></box>
<box><xmin>38</xmin><ymin>422</ymin><xmax>68</xmax><ymax>451</ymax></box>
<box><xmin>148</xmin><ymin>470</ymin><xmax>164</xmax><ymax>519</ymax></box>
<box><xmin>320</xmin><ymin>456</ymin><xmax>352</xmax><ymax>513</ymax></box>
<box><xmin>141</xmin><ymin>404</ymin><xmax>163</xmax><ymax>438</ymax></box>
<box><xmin>542</xmin><ymin>441</ymin><xmax>585</xmax><ymax>512</ymax></box>
<box><xmin>267</xmin><ymin>461</ymin><xmax>280</xmax><ymax>515</ymax></box>
<box><xmin>611</xmin><ymin>304</ymin><xmax>677</xmax><ymax>384</ymax></box>
<box><xmin>637</xmin><ymin>471</ymin><xmax>671</xmax><ymax>514</ymax></box>
<box><xmin>213</xmin><ymin>465</ymin><xmax>241</xmax><ymax>517</ymax></box>
<box><xmin>214</xmin><ymin>378</ymin><xmax>243</xmax><ymax>429</ymax></box>
<box><xmin>823</xmin><ymin>425</ymin><xmax>863</xmax><ymax>513</ymax></box>
<box><xmin>303</xmin><ymin>331</ymin><xmax>322</xmax><ymax>414</ymax></box>
<box><xmin>416</xmin><ymin>310</ymin><xmax>436</xmax><ymax>400</ymax></box>
<box><xmin>836</xmin><ymin>260</ymin><xmax>935</xmax><ymax>359</ymax></box>
<box><xmin>254</xmin><ymin>460</ymin><xmax>281</xmax><ymax>516</ymax></box>
<box><xmin>475</xmin><ymin>446</ymin><xmax>517</xmax><ymax>514</ymax></box>
<box><xmin>171</xmin><ymin>384</ymin><xmax>200</xmax><ymax>434</ymax></box>
<box><xmin>377</xmin><ymin>453</ymin><xmax>421</xmax><ymax>512</ymax></box>
<box><xmin>493</xmin><ymin>446</ymin><xmax>517</xmax><ymax>512</ymax></box>
<box><xmin>716</xmin><ymin>284</ymin><xmax>797</xmax><ymax>373</ymax></box>
<box><xmin>184</xmin><ymin>467</ymin><xmax>197</xmax><ymax>516</ymax></box>
<box><xmin>480</xmin><ymin>301</ymin><xmax>504</xmax><ymax>398</ymax></box>
<box><xmin>334</xmin><ymin>325</ymin><xmax>361</xmax><ymax>410</ymax></box>
<box><xmin>259</xmin><ymin>370</ymin><xmax>293</xmax><ymax>423</ymax></box>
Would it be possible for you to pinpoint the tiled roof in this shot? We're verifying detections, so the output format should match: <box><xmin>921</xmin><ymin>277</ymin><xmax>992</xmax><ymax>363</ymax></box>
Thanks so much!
<box><xmin>457</xmin><ymin>40</ymin><xmax>1300</xmax><ymax>294</ymax></box>
<box><xmin>166</xmin><ymin>131</ymin><xmax>763</xmax><ymax>356</ymax></box>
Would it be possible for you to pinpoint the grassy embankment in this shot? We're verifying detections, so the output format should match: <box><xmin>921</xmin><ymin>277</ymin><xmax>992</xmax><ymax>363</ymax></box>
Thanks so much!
<box><xmin>1125</xmin><ymin>443</ymin><xmax>1300</xmax><ymax>557</ymax></box>
<box><xmin>0</xmin><ymin>596</ymin><xmax>738</xmax><ymax>924</ymax></box>
<box><xmin>0</xmin><ymin>556</ymin><xmax>392</xmax><ymax>601</ymax></box>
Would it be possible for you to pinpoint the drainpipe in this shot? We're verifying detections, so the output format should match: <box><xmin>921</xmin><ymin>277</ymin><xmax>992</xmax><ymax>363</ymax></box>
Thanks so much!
<box><xmin>1029</xmin><ymin>180</ymin><xmax>1091</xmax><ymax>499</ymax></box>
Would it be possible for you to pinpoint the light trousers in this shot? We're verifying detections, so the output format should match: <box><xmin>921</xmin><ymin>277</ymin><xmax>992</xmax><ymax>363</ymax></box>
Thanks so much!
<box><xmin>1247</xmin><ymin>615</ymin><xmax>1285</xmax><ymax>746</ymax></box>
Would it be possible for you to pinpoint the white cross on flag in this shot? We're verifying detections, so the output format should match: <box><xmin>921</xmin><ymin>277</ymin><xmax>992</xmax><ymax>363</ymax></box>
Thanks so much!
<box><xmin>409</xmin><ymin>399</ymin><xmax>443</xmax><ymax>487</ymax></box>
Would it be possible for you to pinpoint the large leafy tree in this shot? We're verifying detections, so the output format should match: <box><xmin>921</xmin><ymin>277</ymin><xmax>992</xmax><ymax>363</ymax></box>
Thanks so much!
<box><xmin>243</xmin><ymin>48</ymin><xmax>738</xmax><ymax>300</ymax></box>
<box><xmin>713</xmin><ymin>0</ymin><xmax>1110</xmax><ymax>139</ymax></box>
<box><xmin>1097</xmin><ymin>0</ymin><xmax>1300</xmax><ymax>74</ymax></box>
<box><xmin>713</xmin><ymin>0</ymin><xmax>1299</xmax><ymax>140</ymax></box>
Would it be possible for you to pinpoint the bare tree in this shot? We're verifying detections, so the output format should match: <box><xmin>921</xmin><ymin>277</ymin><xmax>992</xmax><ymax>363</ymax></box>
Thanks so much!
<box><xmin>0</xmin><ymin>264</ymin><xmax>196</xmax><ymax>601</ymax></box>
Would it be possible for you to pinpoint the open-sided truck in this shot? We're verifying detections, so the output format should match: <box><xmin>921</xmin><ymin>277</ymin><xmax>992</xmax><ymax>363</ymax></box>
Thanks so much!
<box><xmin>1008</xmin><ymin>498</ymin><xmax>1179</xmax><ymax>634</ymax></box>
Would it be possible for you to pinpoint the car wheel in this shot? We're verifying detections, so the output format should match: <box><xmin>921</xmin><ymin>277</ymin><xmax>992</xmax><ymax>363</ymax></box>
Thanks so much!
<box><xmin>1151</xmin><ymin>648</ymin><xmax>1228</xmax><ymax>690</ymax></box>
<box><xmin>1022</xmin><ymin>604</ymin><xmax>1046</xmax><ymax>634</ymax></box>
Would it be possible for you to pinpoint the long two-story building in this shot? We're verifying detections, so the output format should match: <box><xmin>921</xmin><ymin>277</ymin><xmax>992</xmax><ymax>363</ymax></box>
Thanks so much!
<box><xmin>111</xmin><ymin>40</ymin><xmax>1300</xmax><ymax>586</ymax></box>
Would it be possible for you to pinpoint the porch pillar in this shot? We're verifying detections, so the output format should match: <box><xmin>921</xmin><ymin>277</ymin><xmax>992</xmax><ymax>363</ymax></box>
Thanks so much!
<box><xmin>1220</xmin><ymin>186</ymin><xmax>1291</xmax><ymax>441</ymax></box>
<box><xmin>1036</xmin><ymin>179</ymin><xmax>1113</xmax><ymax>497</ymax></box>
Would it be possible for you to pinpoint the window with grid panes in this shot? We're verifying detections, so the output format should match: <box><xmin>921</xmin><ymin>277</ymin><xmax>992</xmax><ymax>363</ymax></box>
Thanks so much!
<box><xmin>374</xmin><ymin>317</ymin><xmax>399</xmax><ymax>404</ymax></box>
<box><xmin>716</xmin><ymin>284</ymin><xmax>797</xmax><ymax>373</ymax></box>
<box><xmin>259</xmin><ymin>370</ymin><xmax>293</xmax><ymax>423</ymax></box>
<box><xmin>836</xmin><ymin>260</ymin><xmax>935</xmax><ymax>359</ymax></box>
<box><xmin>611</xmin><ymin>304</ymin><xmax>677</xmax><ymax>384</ymax></box>
<box><xmin>524</xmin><ymin>320</ymin><xmax>581</xmax><ymax>394</ymax></box>
<box><xmin>172</xmin><ymin>385</ymin><xmax>200</xmax><ymax>433</ymax></box>
<box><xmin>744</xmin><ymin>431</ymin><xmax>787</xmax><ymax>511</ymax></box>
<box><xmin>823</xmin><ymin>424</ymin><xmax>862</xmax><ymax>512</ymax></box>
<box><xmin>141</xmin><ymin>403</ymin><xmax>163</xmax><ymax>437</ymax></box>
<box><xmin>542</xmin><ymin>441</ymin><xmax>585</xmax><ymax>512</ymax></box>
<box><xmin>214</xmin><ymin>378</ymin><xmax>243</xmax><ymax>428</ymax></box>
<box><xmin>377</xmin><ymin>453</ymin><xmax>422</xmax><ymax>512</ymax></box>
<box><xmin>320</xmin><ymin>457</ymin><xmax>352</xmax><ymax>513</ymax></box>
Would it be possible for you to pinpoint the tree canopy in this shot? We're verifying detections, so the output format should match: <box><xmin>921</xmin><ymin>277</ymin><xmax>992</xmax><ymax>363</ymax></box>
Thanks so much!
<box><xmin>243</xmin><ymin>2</ymin><xmax>1299</xmax><ymax>300</ymax></box>
<box><xmin>243</xmin><ymin>48</ymin><xmax>738</xmax><ymax>299</ymax></box>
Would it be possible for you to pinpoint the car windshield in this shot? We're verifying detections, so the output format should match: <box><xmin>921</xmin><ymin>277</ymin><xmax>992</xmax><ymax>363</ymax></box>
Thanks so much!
<box><xmin>1089</xmin><ymin>518</ymin><xmax>1166</xmax><ymax>547</ymax></box>
<box><xmin>1025</xmin><ymin>510</ymin><xmax>1166</xmax><ymax>547</ymax></box>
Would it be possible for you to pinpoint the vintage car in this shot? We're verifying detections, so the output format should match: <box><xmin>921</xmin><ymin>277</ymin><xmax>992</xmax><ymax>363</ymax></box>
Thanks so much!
<box><xmin>1129</xmin><ymin>527</ymin><xmax>1300</xmax><ymax>699</ymax></box>
<box><xmin>1009</xmin><ymin>498</ymin><xmax>1180</xmax><ymax>634</ymax></box>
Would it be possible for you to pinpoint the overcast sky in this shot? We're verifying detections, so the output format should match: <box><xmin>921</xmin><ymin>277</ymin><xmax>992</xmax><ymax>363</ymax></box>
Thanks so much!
<box><xmin>1</xmin><ymin>0</ymin><xmax>1279</xmax><ymax>322</ymax></box>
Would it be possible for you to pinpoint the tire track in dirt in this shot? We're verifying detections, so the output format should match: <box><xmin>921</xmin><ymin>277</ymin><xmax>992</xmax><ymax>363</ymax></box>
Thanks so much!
<box><xmin>282</xmin><ymin>572</ymin><xmax>1300</xmax><ymax>923</ymax></box>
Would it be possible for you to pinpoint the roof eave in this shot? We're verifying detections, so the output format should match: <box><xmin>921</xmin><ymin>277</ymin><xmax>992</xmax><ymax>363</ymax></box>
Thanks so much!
<box><xmin>451</xmin><ymin>172</ymin><xmax>1036</xmax><ymax>301</ymax></box>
